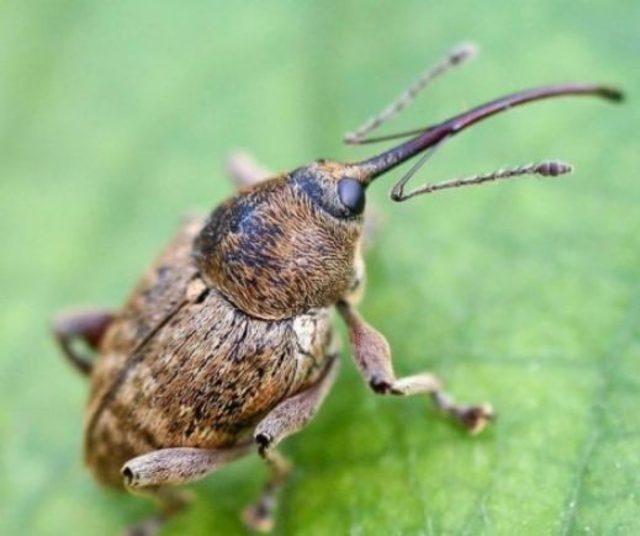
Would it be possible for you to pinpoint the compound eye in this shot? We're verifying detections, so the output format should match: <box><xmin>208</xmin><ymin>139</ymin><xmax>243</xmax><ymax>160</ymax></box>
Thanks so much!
<box><xmin>337</xmin><ymin>178</ymin><xmax>365</xmax><ymax>215</ymax></box>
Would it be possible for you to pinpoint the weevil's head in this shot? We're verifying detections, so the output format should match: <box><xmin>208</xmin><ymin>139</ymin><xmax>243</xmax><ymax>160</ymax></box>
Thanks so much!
<box><xmin>194</xmin><ymin>82</ymin><xmax>622</xmax><ymax>320</ymax></box>
<box><xmin>193</xmin><ymin>159</ymin><xmax>368</xmax><ymax>320</ymax></box>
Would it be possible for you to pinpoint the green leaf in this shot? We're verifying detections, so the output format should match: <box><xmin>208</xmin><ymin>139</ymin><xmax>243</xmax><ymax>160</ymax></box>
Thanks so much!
<box><xmin>1</xmin><ymin>1</ymin><xmax>639</xmax><ymax>534</ymax></box>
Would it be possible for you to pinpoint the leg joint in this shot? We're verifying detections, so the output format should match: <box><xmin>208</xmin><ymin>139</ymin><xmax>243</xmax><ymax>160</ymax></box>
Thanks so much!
<box><xmin>369</xmin><ymin>376</ymin><xmax>401</xmax><ymax>395</ymax></box>
<box><xmin>255</xmin><ymin>432</ymin><xmax>273</xmax><ymax>458</ymax></box>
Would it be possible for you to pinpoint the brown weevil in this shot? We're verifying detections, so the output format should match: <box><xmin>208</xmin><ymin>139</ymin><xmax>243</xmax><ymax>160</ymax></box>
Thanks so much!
<box><xmin>52</xmin><ymin>43</ymin><xmax>622</xmax><ymax>534</ymax></box>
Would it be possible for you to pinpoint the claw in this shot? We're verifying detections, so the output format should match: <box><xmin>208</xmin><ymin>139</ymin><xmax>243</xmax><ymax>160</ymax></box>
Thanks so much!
<box><xmin>461</xmin><ymin>403</ymin><xmax>495</xmax><ymax>435</ymax></box>
<box><xmin>242</xmin><ymin>501</ymin><xmax>275</xmax><ymax>533</ymax></box>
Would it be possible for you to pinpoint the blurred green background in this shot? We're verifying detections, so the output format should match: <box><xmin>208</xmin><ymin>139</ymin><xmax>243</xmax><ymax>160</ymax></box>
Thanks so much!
<box><xmin>1</xmin><ymin>1</ymin><xmax>639</xmax><ymax>534</ymax></box>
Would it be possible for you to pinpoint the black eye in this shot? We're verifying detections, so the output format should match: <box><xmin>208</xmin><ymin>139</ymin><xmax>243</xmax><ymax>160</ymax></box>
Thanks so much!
<box><xmin>337</xmin><ymin>178</ymin><xmax>365</xmax><ymax>215</ymax></box>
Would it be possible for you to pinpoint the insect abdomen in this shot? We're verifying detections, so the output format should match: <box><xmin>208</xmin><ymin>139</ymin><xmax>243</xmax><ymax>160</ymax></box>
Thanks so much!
<box><xmin>85</xmin><ymin>287</ymin><xmax>333</xmax><ymax>488</ymax></box>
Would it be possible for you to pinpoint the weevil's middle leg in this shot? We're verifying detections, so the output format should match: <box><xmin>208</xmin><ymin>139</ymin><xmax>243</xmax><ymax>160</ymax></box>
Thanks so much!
<box><xmin>242</xmin><ymin>447</ymin><xmax>292</xmax><ymax>533</ymax></box>
<box><xmin>243</xmin><ymin>356</ymin><xmax>340</xmax><ymax>532</ymax></box>
<box><xmin>52</xmin><ymin>308</ymin><xmax>115</xmax><ymax>376</ymax></box>
<box><xmin>337</xmin><ymin>302</ymin><xmax>494</xmax><ymax>434</ymax></box>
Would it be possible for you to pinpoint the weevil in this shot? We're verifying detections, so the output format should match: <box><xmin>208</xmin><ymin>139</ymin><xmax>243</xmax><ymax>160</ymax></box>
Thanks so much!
<box><xmin>53</xmin><ymin>43</ymin><xmax>622</xmax><ymax>534</ymax></box>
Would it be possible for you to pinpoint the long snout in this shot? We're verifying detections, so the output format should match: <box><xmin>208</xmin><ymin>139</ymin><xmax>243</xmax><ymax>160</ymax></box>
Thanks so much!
<box><xmin>354</xmin><ymin>83</ymin><xmax>623</xmax><ymax>185</ymax></box>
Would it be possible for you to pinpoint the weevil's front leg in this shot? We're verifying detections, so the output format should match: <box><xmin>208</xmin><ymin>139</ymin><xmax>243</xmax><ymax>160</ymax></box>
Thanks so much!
<box><xmin>243</xmin><ymin>356</ymin><xmax>340</xmax><ymax>532</ymax></box>
<box><xmin>337</xmin><ymin>302</ymin><xmax>494</xmax><ymax>434</ymax></box>
<box><xmin>226</xmin><ymin>151</ymin><xmax>272</xmax><ymax>189</ymax></box>
<box><xmin>121</xmin><ymin>444</ymin><xmax>252</xmax><ymax>536</ymax></box>
<box><xmin>52</xmin><ymin>308</ymin><xmax>115</xmax><ymax>376</ymax></box>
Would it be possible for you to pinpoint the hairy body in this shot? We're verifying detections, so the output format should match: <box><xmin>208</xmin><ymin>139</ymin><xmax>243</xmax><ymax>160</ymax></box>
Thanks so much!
<box><xmin>85</xmin><ymin>214</ymin><xmax>335</xmax><ymax>488</ymax></box>
<box><xmin>54</xmin><ymin>160</ymin><xmax>491</xmax><ymax>534</ymax></box>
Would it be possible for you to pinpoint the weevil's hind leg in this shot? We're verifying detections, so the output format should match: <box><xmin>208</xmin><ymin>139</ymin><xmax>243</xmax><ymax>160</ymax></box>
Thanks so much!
<box><xmin>121</xmin><ymin>444</ymin><xmax>252</xmax><ymax>536</ymax></box>
<box><xmin>243</xmin><ymin>356</ymin><xmax>340</xmax><ymax>532</ymax></box>
<box><xmin>52</xmin><ymin>308</ymin><xmax>115</xmax><ymax>376</ymax></box>
<box><xmin>226</xmin><ymin>151</ymin><xmax>272</xmax><ymax>190</ymax></box>
<box><xmin>337</xmin><ymin>302</ymin><xmax>494</xmax><ymax>434</ymax></box>
<box><xmin>123</xmin><ymin>487</ymin><xmax>192</xmax><ymax>536</ymax></box>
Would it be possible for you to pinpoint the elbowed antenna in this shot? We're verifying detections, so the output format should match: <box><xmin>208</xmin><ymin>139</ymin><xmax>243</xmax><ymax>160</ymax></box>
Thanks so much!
<box><xmin>344</xmin><ymin>41</ymin><xmax>478</xmax><ymax>145</ymax></box>
<box><xmin>391</xmin><ymin>160</ymin><xmax>573</xmax><ymax>201</ymax></box>
<box><xmin>354</xmin><ymin>83</ymin><xmax>623</xmax><ymax>185</ymax></box>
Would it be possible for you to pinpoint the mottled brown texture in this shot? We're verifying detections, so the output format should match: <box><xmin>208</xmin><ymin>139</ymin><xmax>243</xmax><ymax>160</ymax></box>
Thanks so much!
<box><xmin>49</xmin><ymin>147</ymin><xmax>501</xmax><ymax>536</ymax></box>
<box><xmin>193</xmin><ymin>161</ymin><xmax>364</xmax><ymax>320</ymax></box>
<box><xmin>85</xmin><ymin>214</ymin><xmax>335</xmax><ymax>488</ymax></box>
<box><xmin>53</xmin><ymin>152</ymin><xmax>496</xmax><ymax>536</ymax></box>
